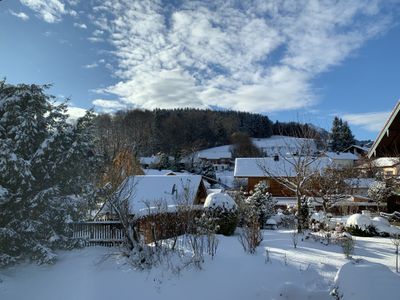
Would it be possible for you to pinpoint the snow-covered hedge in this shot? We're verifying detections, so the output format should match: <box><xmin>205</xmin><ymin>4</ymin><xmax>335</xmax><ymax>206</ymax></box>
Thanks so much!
<box><xmin>345</xmin><ymin>214</ymin><xmax>400</xmax><ymax>237</ymax></box>
<box><xmin>203</xmin><ymin>192</ymin><xmax>238</xmax><ymax>236</ymax></box>
<box><xmin>204</xmin><ymin>192</ymin><xmax>237</xmax><ymax>211</ymax></box>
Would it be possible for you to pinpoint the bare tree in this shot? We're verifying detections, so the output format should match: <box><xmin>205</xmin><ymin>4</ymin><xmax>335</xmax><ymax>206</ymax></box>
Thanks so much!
<box><xmin>391</xmin><ymin>234</ymin><xmax>400</xmax><ymax>273</ymax></box>
<box><xmin>257</xmin><ymin>130</ymin><xmax>327</xmax><ymax>232</ymax></box>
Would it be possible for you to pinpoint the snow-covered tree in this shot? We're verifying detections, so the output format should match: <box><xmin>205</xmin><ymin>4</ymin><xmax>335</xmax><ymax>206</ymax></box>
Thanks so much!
<box><xmin>194</xmin><ymin>159</ymin><xmax>216</xmax><ymax>180</ymax></box>
<box><xmin>368</xmin><ymin>181</ymin><xmax>392</xmax><ymax>213</ymax></box>
<box><xmin>0</xmin><ymin>81</ymin><xmax>100</xmax><ymax>266</ymax></box>
<box><xmin>246</xmin><ymin>181</ymin><xmax>276</xmax><ymax>227</ymax></box>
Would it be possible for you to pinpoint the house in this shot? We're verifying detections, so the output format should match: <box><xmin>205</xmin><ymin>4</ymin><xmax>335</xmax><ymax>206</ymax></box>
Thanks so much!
<box><xmin>233</xmin><ymin>156</ymin><xmax>332</xmax><ymax>194</ymax></box>
<box><xmin>359</xmin><ymin>157</ymin><xmax>400</xmax><ymax>178</ymax></box>
<box><xmin>324</xmin><ymin>151</ymin><xmax>359</xmax><ymax>168</ymax></box>
<box><xmin>252</xmin><ymin>135</ymin><xmax>318</xmax><ymax>157</ymax></box>
<box><xmin>98</xmin><ymin>175</ymin><xmax>208</xmax><ymax>243</ymax></box>
<box><xmin>119</xmin><ymin>175</ymin><xmax>207</xmax><ymax>215</ymax></box>
<box><xmin>344</xmin><ymin>178</ymin><xmax>376</xmax><ymax>198</ymax></box>
<box><xmin>368</xmin><ymin>101</ymin><xmax>400</xmax><ymax>158</ymax></box>
<box><xmin>196</xmin><ymin>145</ymin><xmax>233</xmax><ymax>171</ymax></box>
<box><xmin>345</xmin><ymin>145</ymin><xmax>370</xmax><ymax>157</ymax></box>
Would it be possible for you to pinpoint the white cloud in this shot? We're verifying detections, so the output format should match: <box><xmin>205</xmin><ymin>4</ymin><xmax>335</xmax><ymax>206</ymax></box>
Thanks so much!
<box><xmin>343</xmin><ymin>111</ymin><xmax>390</xmax><ymax>132</ymax></box>
<box><xmin>20</xmin><ymin>0</ymin><xmax>73</xmax><ymax>23</ymax></box>
<box><xmin>73</xmin><ymin>22</ymin><xmax>87</xmax><ymax>29</ymax></box>
<box><xmin>83</xmin><ymin>62</ymin><xmax>98</xmax><ymax>69</ymax></box>
<box><xmin>92</xmin><ymin>99</ymin><xmax>128</xmax><ymax>112</ymax></box>
<box><xmin>89</xmin><ymin>0</ymin><xmax>394</xmax><ymax>112</ymax></box>
<box><xmin>9</xmin><ymin>10</ymin><xmax>30</xmax><ymax>21</ymax></box>
<box><xmin>66</xmin><ymin>106</ymin><xmax>88</xmax><ymax>121</ymax></box>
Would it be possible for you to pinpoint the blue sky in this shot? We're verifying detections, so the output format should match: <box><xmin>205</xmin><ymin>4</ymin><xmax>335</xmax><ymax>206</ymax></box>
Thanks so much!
<box><xmin>1</xmin><ymin>0</ymin><xmax>399</xmax><ymax>140</ymax></box>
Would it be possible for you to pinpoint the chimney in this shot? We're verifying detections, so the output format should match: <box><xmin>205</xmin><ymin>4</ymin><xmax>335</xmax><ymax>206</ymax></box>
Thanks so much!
<box><xmin>274</xmin><ymin>154</ymin><xmax>279</xmax><ymax>161</ymax></box>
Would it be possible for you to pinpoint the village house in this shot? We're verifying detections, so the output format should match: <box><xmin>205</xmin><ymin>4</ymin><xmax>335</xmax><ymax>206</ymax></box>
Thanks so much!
<box><xmin>345</xmin><ymin>144</ymin><xmax>370</xmax><ymax>157</ymax></box>
<box><xmin>233</xmin><ymin>156</ymin><xmax>332</xmax><ymax>194</ymax></box>
<box><xmin>324</xmin><ymin>151</ymin><xmax>359</xmax><ymax>168</ymax></box>
<box><xmin>96</xmin><ymin>175</ymin><xmax>208</xmax><ymax>243</ymax></box>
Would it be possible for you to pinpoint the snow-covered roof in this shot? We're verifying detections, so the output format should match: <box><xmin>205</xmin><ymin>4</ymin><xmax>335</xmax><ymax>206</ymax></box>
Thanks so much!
<box><xmin>324</xmin><ymin>151</ymin><xmax>359</xmax><ymax>160</ymax></box>
<box><xmin>143</xmin><ymin>169</ymin><xmax>175</xmax><ymax>175</ymax></box>
<box><xmin>371</xmin><ymin>157</ymin><xmax>400</xmax><ymax>167</ymax></box>
<box><xmin>234</xmin><ymin>156</ymin><xmax>332</xmax><ymax>177</ymax></box>
<box><xmin>344</xmin><ymin>178</ymin><xmax>376</xmax><ymax>189</ymax></box>
<box><xmin>252</xmin><ymin>135</ymin><xmax>316</xmax><ymax>150</ymax></box>
<box><xmin>345</xmin><ymin>144</ymin><xmax>369</xmax><ymax>152</ymax></box>
<box><xmin>197</xmin><ymin>145</ymin><xmax>232</xmax><ymax>160</ymax></box>
<box><xmin>139</xmin><ymin>156</ymin><xmax>161</xmax><ymax>165</ymax></box>
<box><xmin>120</xmin><ymin>175</ymin><xmax>204</xmax><ymax>215</ymax></box>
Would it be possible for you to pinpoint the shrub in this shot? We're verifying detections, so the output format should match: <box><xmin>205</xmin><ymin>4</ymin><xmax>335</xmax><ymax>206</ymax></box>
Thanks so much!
<box><xmin>340</xmin><ymin>236</ymin><xmax>355</xmax><ymax>259</ymax></box>
<box><xmin>204</xmin><ymin>193</ymin><xmax>239</xmax><ymax>236</ymax></box>
<box><xmin>346</xmin><ymin>225</ymin><xmax>377</xmax><ymax>237</ymax></box>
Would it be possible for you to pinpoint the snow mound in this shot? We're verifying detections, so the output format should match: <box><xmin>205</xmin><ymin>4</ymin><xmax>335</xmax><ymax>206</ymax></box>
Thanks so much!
<box><xmin>332</xmin><ymin>260</ymin><xmax>400</xmax><ymax>300</ymax></box>
<box><xmin>311</xmin><ymin>211</ymin><xmax>326</xmax><ymax>222</ymax></box>
<box><xmin>266</xmin><ymin>218</ymin><xmax>277</xmax><ymax>225</ymax></box>
<box><xmin>346</xmin><ymin>214</ymin><xmax>372</xmax><ymax>230</ymax></box>
<box><xmin>372</xmin><ymin>216</ymin><xmax>390</xmax><ymax>226</ymax></box>
<box><xmin>277</xmin><ymin>282</ymin><xmax>331</xmax><ymax>300</ymax></box>
<box><xmin>204</xmin><ymin>192</ymin><xmax>237</xmax><ymax>211</ymax></box>
<box><xmin>372</xmin><ymin>217</ymin><xmax>400</xmax><ymax>235</ymax></box>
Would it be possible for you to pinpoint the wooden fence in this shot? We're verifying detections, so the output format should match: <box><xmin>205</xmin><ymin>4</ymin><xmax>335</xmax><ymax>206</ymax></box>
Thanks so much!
<box><xmin>72</xmin><ymin>221</ymin><xmax>125</xmax><ymax>246</ymax></box>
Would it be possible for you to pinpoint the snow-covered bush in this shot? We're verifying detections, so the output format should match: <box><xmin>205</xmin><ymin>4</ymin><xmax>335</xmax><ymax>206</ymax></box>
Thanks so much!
<box><xmin>204</xmin><ymin>192</ymin><xmax>238</xmax><ymax>236</ymax></box>
<box><xmin>246</xmin><ymin>181</ymin><xmax>276</xmax><ymax>227</ymax></box>
<box><xmin>345</xmin><ymin>214</ymin><xmax>377</xmax><ymax>237</ymax></box>
<box><xmin>0</xmin><ymin>82</ymin><xmax>100</xmax><ymax>266</ymax></box>
<box><xmin>340</xmin><ymin>233</ymin><xmax>355</xmax><ymax>259</ymax></box>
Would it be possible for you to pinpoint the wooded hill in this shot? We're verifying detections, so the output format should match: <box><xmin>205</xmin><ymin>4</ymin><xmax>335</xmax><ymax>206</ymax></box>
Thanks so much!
<box><xmin>94</xmin><ymin>108</ymin><xmax>327</xmax><ymax>159</ymax></box>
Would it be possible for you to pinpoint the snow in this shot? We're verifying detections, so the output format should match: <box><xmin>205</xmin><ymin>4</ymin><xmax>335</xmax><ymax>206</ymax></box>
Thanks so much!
<box><xmin>266</xmin><ymin>218</ymin><xmax>277</xmax><ymax>225</ymax></box>
<box><xmin>333</xmin><ymin>260</ymin><xmax>400</xmax><ymax>300</ymax></box>
<box><xmin>234</xmin><ymin>157</ymin><xmax>332</xmax><ymax>177</ymax></box>
<box><xmin>371</xmin><ymin>157</ymin><xmax>400</xmax><ymax>167</ymax></box>
<box><xmin>252</xmin><ymin>135</ymin><xmax>317</xmax><ymax>156</ymax></box>
<box><xmin>324</xmin><ymin>151</ymin><xmax>359</xmax><ymax>160</ymax></box>
<box><xmin>311</xmin><ymin>211</ymin><xmax>326</xmax><ymax>222</ymax></box>
<box><xmin>346</xmin><ymin>214</ymin><xmax>373</xmax><ymax>230</ymax></box>
<box><xmin>203</xmin><ymin>192</ymin><xmax>236</xmax><ymax>211</ymax></box>
<box><xmin>117</xmin><ymin>175</ymin><xmax>203</xmax><ymax>214</ymax></box>
<box><xmin>196</xmin><ymin>145</ymin><xmax>232</xmax><ymax>160</ymax></box>
<box><xmin>1</xmin><ymin>230</ymin><xmax>400</xmax><ymax>300</ymax></box>
<box><xmin>143</xmin><ymin>169</ymin><xmax>175</xmax><ymax>175</ymax></box>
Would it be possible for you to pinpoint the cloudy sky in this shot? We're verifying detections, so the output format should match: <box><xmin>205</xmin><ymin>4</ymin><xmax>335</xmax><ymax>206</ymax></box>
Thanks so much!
<box><xmin>1</xmin><ymin>0</ymin><xmax>400</xmax><ymax>140</ymax></box>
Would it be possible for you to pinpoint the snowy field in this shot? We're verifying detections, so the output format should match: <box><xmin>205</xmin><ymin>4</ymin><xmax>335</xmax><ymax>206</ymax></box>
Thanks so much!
<box><xmin>1</xmin><ymin>230</ymin><xmax>399</xmax><ymax>300</ymax></box>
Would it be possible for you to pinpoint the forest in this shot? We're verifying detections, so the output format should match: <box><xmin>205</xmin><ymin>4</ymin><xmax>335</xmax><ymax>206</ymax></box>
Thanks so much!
<box><xmin>94</xmin><ymin>108</ymin><xmax>327</xmax><ymax>160</ymax></box>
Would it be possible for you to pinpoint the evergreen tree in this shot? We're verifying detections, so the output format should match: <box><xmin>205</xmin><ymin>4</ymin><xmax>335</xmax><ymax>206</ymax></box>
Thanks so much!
<box><xmin>193</xmin><ymin>160</ymin><xmax>216</xmax><ymax>180</ymax></box>
<box><xmin>330</xmin><ymin>117</ymin><xmax>343</xmax><ymax>151</ymax></box>
<box><xmin>330</xmin><ymin>117</ymin><xmax>355</xmax><ymax>151</ymax></box>
<box><xmin>341</xmin><ymin>121</ymin><xmax>355</xmax><ymax>150</ymax></box>
<box><xmin>0</xmin><ymin>81</ymin><xmax>100</xmax><ymax>266</ymax></box>
<box><xmin>246</xmin><ymin>181</ymin><xmax>276</xmax><ymax>227</ymax></box>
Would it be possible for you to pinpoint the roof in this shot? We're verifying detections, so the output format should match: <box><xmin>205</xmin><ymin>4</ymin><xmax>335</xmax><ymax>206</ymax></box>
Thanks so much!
<box><xmin>325</xmin><ymin>151</ymin><xmax>359</xmax><ymax>160</ymax></box>
<box><xmin>197</xmin><ymin>145</ymin><xmax>232</xmax><ymax>160</ymax></box>
<box><xmin>368</xmin><ymin>101</ymin><xmax>400</xmax><ymax>158</ymax></box>
<box><xmin>234</xmin><ymin>156</ymin><xmax>332</xmax><ymax>177</ymax></box>
<box><xmin>252</xmin><ymin>135</ymin><xmax>316</xmax><ymax>148</ymax></box>
<box><xmin>119</xmin><ymin>175</ymin><xmax>203</xmax><ymax>215</ymax></box>
<box><xmin>143</xmin><ymin>169</ymin><xmax>175</xmax><ymax>175</ymax></box>
<box><xmin>345</xmin><ymin>145</ymin><xmax>369</xmax><ymax>153</ymax></box>
<box><xmin>344</xmin><ymin>178</ymin><xmax>376</xmax><ymax>189</ymax></box>
<box><xmin>372</xmin><ymin>157</ymin><xmax>400</xmax><ymax>167</ymax></box>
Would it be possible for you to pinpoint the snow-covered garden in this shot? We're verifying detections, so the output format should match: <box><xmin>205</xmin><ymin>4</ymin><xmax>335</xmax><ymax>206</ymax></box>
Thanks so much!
<box><xmin>1</xmin><ymin>229</ymin><xmax>399</xmax><ymax>300</ymax></box>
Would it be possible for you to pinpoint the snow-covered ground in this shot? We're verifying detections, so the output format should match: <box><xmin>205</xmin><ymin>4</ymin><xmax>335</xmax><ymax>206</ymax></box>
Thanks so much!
<box><xmin>1</xmin><ymin>230</ymin><xmax>399</xmax><ymax>300</ymax></box>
